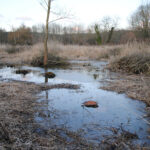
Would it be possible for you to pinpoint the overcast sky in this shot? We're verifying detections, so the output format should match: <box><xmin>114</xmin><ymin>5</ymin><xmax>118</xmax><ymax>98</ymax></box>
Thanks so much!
<box><xmin>0</xmin><ymin>0</ymin><xmax>143</xmax><ymax>31</ymax></box>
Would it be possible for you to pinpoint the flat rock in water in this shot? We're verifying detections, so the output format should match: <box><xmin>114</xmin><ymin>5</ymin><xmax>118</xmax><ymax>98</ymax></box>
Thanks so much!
<box><xmin>83</xmin><ymin>101</ymin><xmax>98</xmax><ymax>108</ymax></box>
<box><xmin>45</xmin><ymin>72</ymin><xmax>56</xmax><ymax>78</ymax></box>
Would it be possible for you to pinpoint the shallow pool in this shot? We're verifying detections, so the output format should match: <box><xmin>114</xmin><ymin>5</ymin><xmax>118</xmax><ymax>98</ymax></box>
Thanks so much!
<box><xmin>0</xmin><ymin>61</ymin><xmax>149</xmax><ymax>145</ymax></box>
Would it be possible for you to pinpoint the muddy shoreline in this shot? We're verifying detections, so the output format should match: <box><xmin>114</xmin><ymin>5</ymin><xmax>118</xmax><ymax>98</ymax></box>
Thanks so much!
<box><xmin>0</xmin><ymin>61</ymin><xmax>150</xmax><ymax>149</ymax></box>
<box><xmin>101</xmin><ymin>70</ymin><xmax>150</xmax><ymax>109</ymax></box>
<box><xmin>0</xmin><ymin>81</ymin><xmax>149</xmax><ymax>149</ymax></box>
<box><xmin>0</xmin><ymin>81</ymin><xmax>94</xmax><ymax>149</ymax></box>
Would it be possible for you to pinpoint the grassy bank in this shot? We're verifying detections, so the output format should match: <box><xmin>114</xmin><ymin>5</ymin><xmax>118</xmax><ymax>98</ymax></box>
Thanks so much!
<box><xmin>108</xmin><ymin>42</ymin><xmax>150</xmax><ymax>75</ymax></box>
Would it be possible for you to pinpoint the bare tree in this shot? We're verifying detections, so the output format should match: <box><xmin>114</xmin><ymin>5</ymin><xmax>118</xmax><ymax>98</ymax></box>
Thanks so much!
<box><xmin>39</xmin><ymin>0</ymin><xmax>52</xmax><ymax>66</ymax></box>
<box><xmin>37</xmin><ymin>0</ymin><xmax>52</xmax><ymax>66</ymax></box>
<box><xmin>38</xmin><ymin>0</ymin><xmax>72</xmax><ymax>66</ymax></box>
<box><xmin>100</xmin><ymin>16</ymin><xmax>119</xmax><ymax>32</ymax></box>
<box><xmin>92</xmin><ymin>16</ymin><xmax>119</xmax><ymax>44</ymax></box>
<box><xmin>129</xmin><ymin>2</ymin><xmax>150</xmax><ymax>38</ymax></box>
<box><xmin>107</xmin><ymin>27</ymin><xmax>114</xmax><ymax>43</ymax></box>
<box><xmin>101</xmin><ymin>16</ymin><xmax>119</xmax><ymax>43</ymax></box>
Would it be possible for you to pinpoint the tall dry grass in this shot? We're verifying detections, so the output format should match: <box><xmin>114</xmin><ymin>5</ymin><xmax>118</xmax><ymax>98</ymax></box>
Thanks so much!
<box><xmin>0</xmin><ymin>41</ymin><xmax>123</xmax><ymax>65</ymax></box>
<box><xmin>115</xmin><ymin>42</ymin><xmax>150</xmax><ymax>58</ymax></box>
<box><xmin>49</xmin><ymin>43</ymin><xmax>122</xmax><ymax>60</ymax></box>
<box><xmin>0</xmin><ymin>41</ymin><xmax>150</xmax><ymax>73</ymax></box>
<box><xmin>16</xmin><ymin>41</ymin><xmax>122</xmax><ymax>62</ymax></box>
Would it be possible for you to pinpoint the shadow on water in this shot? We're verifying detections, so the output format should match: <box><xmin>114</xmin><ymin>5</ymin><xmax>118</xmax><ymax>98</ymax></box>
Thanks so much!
<box><xmin>0</xmin><ymin>61</ymin><xmax>149</xmax><ymax>146</ymax></box>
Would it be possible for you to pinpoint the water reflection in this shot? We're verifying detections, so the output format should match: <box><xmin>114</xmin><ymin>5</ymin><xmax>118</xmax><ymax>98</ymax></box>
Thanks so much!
<box><xmin>93</xmin><ymin>74</ymin><xmax>99</xmax><ymax>80</ymax></box>
<box><xmin>0</xmin><ymin>61</ymin><xmax>113</xmax><ymax>86</ymax></box>
<box><xmin>44</xmin><ymin>67</ymin><xmax>50</xmax><ymax>118</ymax></box>
<box><xmin>44</xmin><ymin>68</ymin><xmax>48</xmax><ymax>83</ymax></box>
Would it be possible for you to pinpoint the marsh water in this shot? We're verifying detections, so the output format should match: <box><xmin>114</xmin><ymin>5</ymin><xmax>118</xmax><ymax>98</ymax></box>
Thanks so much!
<box><xmin>0</xmin><ymin>61</ymin><xmax>149</xmax><ymax>145</ymax></box>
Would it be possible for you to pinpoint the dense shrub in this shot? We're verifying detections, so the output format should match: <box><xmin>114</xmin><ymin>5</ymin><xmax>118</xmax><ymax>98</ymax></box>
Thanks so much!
<box><xmin>110</xmin><ymin>53</ymin><xmax>150</xmax><ymax>75</ymax></box>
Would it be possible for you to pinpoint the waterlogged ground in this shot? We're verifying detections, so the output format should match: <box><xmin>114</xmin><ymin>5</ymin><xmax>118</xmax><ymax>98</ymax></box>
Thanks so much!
<box><xmin>0</xmin><ymin>61</ymin><xmax>149</xmax><ymax>146</ymax></box>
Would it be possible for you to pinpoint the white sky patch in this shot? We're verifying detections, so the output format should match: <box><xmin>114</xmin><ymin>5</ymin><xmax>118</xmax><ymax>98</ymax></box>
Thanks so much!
<box><xmin>16</xmin><ymin>16</ymin><xmax>33</xmax><ymax>22</ymax></box>
<box><xmin>0</xmin><ymin>14</ymin><xmax>4</xmax><ymax>18</ymax></box>
<box><xmin>0</xmin><ymin>0</ymin><xmax>142</xmax><ymax>31</ymax></box>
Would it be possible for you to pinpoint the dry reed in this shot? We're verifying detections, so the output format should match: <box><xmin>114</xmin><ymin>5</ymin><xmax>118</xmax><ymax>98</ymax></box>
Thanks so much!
<box><xmin>0</xmin><ymin>41</ymin><xmax>150</xmax><ymax>73</ymax></box>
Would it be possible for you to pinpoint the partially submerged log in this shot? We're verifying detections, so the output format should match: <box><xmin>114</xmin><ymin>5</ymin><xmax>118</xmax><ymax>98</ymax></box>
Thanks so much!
<box><xmin>45</xmin><ymin>72</ymin><xmax>56</xmax><ymax>78</ymax></box>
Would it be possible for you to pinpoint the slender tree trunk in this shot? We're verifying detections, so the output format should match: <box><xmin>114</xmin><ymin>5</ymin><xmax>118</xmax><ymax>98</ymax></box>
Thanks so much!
<box><xmin>107</xmin><ymin>27</ymin><xmax>114</xmax><ymax>43</ymax></box>
<box><xmin>44</xmin><ymin>0</ymin><xmax>51</xmax><ymax>67</ymax></box>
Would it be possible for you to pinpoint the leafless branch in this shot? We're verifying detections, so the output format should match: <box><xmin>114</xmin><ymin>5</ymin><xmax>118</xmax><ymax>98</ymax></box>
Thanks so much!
<box><xmin>37</xmin><ymin>0</ymin><xmax>47</xmax><ymax>11</ymax></box>
<box><xmin>51</xmin><ymin>11</ymin><xmax>62</xmax><ymax>16</ymax></box>
<box><xmin>43</xmin><ymin>0</ymin><xmax>48</xmax><ymax>7</ymax></box>
<box><xmin>49</xmin><ymin>17</ymin><xmax>69</xmax><ymax>24</ymax></box>
<box><xmin>37</xmin><ymin>0</ymin><xmax>74</xmax><ymax>24</ymax></box>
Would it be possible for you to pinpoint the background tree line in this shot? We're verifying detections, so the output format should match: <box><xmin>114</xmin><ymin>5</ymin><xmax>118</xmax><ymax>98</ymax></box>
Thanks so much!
<box><xmin>0</xmin><ymin>2</ymin><xmax>149</xmax><ymax>45</ymax></box>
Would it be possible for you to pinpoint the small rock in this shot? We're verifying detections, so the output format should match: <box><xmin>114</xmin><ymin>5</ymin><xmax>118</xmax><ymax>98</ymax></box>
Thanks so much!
<box><xmin>45</xmin><ymin>72</ymin><xmax>56</xmax><ymax>78</ymax></box>
<box><xmin>82</xmin><ymin>101</ymin><xmax>98</xmax><ymax>108</ymax></box>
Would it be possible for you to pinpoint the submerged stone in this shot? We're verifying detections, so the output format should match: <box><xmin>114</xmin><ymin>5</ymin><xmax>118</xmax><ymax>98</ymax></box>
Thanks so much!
<box><xmin>6</xmin><ymin>64</ymin><xmax>15</xmax><ymax>68</ymax></box>
<box><xmin>16</xmin><ymin>69</ymin><xmax>30</xmax><ymax>75</ymax></box>
<box><xmin>83</xmin><ymin>101</ymin><xmax>98</xmax><ymax>108</ymax></box>
<box><xmin>45</xmin><ymin>72</ymin><xmax>56</xmax><ymax>78</ymax></box>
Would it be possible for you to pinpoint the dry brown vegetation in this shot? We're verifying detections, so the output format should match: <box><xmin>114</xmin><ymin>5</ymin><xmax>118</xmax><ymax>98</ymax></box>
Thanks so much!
<box><xmin>101</xmin><ymin>42</ymin><xmax>150</xmax><ymax>107</ymax></box>
<box><xmin>0</xmin><ymin>41</ymin><xmax>122</xmax><ymax>66</ymax></box>
<box><xmin>0</xmin><ymin>41</ymin><xmax>150</xmax><ymax>74</ymax></box>
<box><xmin>101</xmin><ymin>73</ymin><xmax>150</xmax><ymax>106</ymax></box>
<box><xmin>109</xmin><ymin>42</ymin><xmax>150</xmax><ymax>75</ymax></box>
<box><xmin>0</xmin><ymin>42</ymin><xmax>150</xmax><ymax>149</ymax></box>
